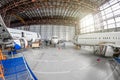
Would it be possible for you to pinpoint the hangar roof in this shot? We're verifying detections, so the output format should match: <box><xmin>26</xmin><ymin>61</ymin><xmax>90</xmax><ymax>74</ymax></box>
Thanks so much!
<box><xmin>0</xmin><ymin>0</ymin><xmax>109</xmax><ymax>27</ymax></box>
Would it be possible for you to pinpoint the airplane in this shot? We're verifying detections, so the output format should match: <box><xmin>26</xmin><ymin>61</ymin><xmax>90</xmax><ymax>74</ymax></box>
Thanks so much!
<box><xmin>0</xmin><ymin>15</ymin><xmax>41</xmax><ymax>54</ymax></box>
<box><xmin>73</xmin><ymin>32</ymin><xmax>120</xmax><ymax>57</ymax></box>
<box><xmin>7</xmin><ymin>28</ymin><xmax>41</xmax><ymax>48</ymax></box>
<box><xmin>51</xmin><ymin>36</ymin><xmax>59</xmax><ymax>45</ymax></box>
<box><xmin>7</xmin><ymin>28</ymin><xmax>41</xmax><ymax>43</ymax></box>
<box><xmin>0</xmin><ymin>15</ymin><xmax>38</xmax><ymax>80</ymax></box>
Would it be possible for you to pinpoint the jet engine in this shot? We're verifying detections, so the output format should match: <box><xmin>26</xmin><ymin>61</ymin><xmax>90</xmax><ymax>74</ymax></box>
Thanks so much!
<box><xmin>94</xmin><ymin>45</ymin><xmax>114</xmax><ymax>57</ymax></box>
<box><xmin>4</xmin><ymin>38</ymin><xmax>28</xmax><ymax>50</ymax></box>
<box><xmin>13</xmin><ymin>38</ymin><xmax>28</xmax><ymax>50</ymax></box>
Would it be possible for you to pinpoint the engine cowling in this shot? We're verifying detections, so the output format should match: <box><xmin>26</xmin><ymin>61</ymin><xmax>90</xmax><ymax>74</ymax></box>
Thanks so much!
<box><xmin>94</xmin><ymin>45</ymin><xmax>114</xmax><ymax>57</ymax></box>
<box><xmin>104</xmin><ymin>45</ymin><xmax>114</xmax><ymax>57</ymax></box>
<box><xmin>13</xmin><ymin>38</ymin><xmax>28</xmax><ymax>50</ymax></box>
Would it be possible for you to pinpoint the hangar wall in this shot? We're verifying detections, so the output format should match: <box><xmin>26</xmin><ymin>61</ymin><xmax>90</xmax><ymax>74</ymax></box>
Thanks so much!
<box><xmin>15</xmin><ymin>25</ymin><xmax>75</xmax><ymax>41</ymax></box>
<box><xmin>80</xmin><ymin>0</ymin><xmax>120</xmax><ymax>34</ymax></box>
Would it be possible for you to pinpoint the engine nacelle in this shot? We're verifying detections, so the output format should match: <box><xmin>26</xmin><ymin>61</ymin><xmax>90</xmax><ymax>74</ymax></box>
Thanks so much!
<box><xmin>13</xmin><ymin>38</ymin><xmax>28</xmax><ymax>50</ymax></box>
<box><xmin>104</xmin><ymin>45</ymin><xmax>114</xmax><ymax>57</ymax></box>
<box><xmin>94</xmin><ymin>45</ymin><xmax>114</xmax><ymax>57</ymax></box>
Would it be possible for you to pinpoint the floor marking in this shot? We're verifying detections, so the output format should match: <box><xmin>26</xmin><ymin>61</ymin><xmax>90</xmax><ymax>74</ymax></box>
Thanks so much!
<box><xmin>33</xmin><ymin>62</ymin><xmax>99</xmax><ymax>74</ymax></box>
<box><xmin>30</xmin><ymin>59</ymin><xmax>74</xmax><ymax>62</ymax></box>
<box><xmin>33</xmin><ymin>62</ymin><xmax>100</xmax><ymax>75</ymax></box>
<box><xmin>78</xmin><ymin>62</ymin><xmax>98</xmax><ymax>70</ymax></box>
<box><xmin>104</xmin><ymin>66</ymin><xmax>117</xmax><ymax>80</ymax></box>
<box><xmin>33</xmin><ymin>71</ymin><xmax>71</xmax><ymax>74</ymax></box>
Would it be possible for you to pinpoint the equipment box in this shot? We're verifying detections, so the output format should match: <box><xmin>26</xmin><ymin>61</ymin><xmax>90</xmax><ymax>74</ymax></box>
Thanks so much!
<box><xmin>32</xmin><ymin>42</ymin><xmax>40</xmax><ymax>48</ymax></box>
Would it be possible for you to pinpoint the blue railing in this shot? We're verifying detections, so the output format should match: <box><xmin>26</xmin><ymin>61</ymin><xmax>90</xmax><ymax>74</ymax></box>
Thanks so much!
<box><xmin>0</xmin><ymin>57</ymin><xmax>37</xmax><ymax>80</ymax></box>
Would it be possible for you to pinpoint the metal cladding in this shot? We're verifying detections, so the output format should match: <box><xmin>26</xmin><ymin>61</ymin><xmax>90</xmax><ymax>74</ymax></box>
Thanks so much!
<box><xmin>0</xmin><ymin>0</ymin><xmax>109</xmax><ymax>27</ymax></box>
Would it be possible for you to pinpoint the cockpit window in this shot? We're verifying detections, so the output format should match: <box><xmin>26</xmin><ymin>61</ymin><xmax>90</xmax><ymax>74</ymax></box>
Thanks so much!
<box><xmin>52</xmin><ymin>37</ymin><xmax>58</xmax><ymax>39</ymax></box>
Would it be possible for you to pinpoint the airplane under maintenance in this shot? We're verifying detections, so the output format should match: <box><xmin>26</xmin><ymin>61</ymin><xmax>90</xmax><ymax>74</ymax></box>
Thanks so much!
<box><xmin>0</xmin><ymin>15</ymin><xmax>41</xmax><ymax>52</ymax></box>
<box><xmin>0</xmin><ymin>15</ymin><xmax>38</xmax><ymax>80</ymax></box>
<box><xmin>73</xmin><ymin>32</ymin><xmax>120</xmax><ymax>57</ymax></box>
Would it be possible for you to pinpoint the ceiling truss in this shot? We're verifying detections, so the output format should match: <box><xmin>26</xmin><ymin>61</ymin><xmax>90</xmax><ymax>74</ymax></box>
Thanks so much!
<box><xmin>0</xmin><ymin>0</ymin><xmax>109</xmax><ymax>27</ymax></box>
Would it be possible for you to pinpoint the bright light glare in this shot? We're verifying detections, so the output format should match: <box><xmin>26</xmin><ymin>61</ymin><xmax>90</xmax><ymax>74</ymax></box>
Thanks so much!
<box><xmin>80</xmin><ymin>14</ymin><xmax>94</xmax><ymax>33</ymax></box>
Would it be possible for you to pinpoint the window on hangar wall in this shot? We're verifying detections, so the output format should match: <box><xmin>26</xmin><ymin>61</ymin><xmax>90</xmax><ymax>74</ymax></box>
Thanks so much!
<box><xmin>80</xmin><ymin>0</ymin><xmax>120</xmax><ymax>34</ymax></box>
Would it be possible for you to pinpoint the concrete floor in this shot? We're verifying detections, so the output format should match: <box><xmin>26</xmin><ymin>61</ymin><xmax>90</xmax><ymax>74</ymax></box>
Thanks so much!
<box><xmin>21</xmin><ymin>42</ymin><xmax>118</xmax><ymax>80</ymax></box>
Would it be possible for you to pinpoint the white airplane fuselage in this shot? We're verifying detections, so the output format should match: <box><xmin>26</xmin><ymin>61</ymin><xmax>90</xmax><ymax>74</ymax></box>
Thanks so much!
<box><xmin>74</xmin><ymin>32</ymin><xmax>120</xmax><ymax>47</ymax></box>
<box><xmin>0</xmin><ymin>14</ymin><xmax>41</xmax><ymax>51</ymax></box>
<box><xmin>7</xmin><ymin>28</ymin><xmax>41</xmax><ymax>43</ymax></box>
<box><xmin>73</xmin><ymin>32</ymin><xmax>120</xmax><ymax>57</ymax></box>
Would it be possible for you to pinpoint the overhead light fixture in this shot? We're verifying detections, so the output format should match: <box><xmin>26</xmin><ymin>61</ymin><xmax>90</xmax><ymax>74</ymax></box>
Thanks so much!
<box><xmin>31</xmin><ymin>0</ymin><xmax>36</xmax><ymax>2</ymax></box>
<box><xmin>0</xmin><ymin>4</ymin><xmax>2</xmax><ymax>7</ymax></box>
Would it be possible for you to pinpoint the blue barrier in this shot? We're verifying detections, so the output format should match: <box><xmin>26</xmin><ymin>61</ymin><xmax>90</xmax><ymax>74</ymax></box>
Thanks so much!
<box><xmin>1</xmin><ymin>57</ymin><xmax>37</xmax><ymax>80</ymax></box>
<box><xmin>114</xmin><ymin>58</ymin><xmax>120</xmax><ymax>63</ymax></box>
<box><xmin>25</xmin><ymin>60</ymin><xmax>38</xmax><ymax>80</ymax></box>
<box><xmin>14</xmin><ymin>42</ymin><xmax>21</xmax><ymax>50</ymax></box>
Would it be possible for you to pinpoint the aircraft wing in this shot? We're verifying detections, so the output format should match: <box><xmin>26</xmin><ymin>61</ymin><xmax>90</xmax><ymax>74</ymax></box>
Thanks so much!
<box><xmin>0</xmin><ymin>15</ymin><xmax>13</xmax><ymax>44</ymax></box>
<box><xmin>109</xmin><ymin>44</ymin><xmax>120</xmax><ymax>48</ymax></box>
<box><xmin>99</xmin><ymin>42</ymin><xmax>120</xmax><ymax>48</ymax></box>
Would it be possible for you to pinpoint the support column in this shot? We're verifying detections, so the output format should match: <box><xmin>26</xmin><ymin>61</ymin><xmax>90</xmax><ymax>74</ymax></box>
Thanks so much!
<box><xmin>75</xmin><ymin>21</ymin><xmax>80</xmax><ymax>35</ymax></box>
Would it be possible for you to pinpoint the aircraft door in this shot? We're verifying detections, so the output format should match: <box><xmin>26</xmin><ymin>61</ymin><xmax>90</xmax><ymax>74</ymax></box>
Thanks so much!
<box><xmin>19</xmin><ymin>38</ymin><xmax>28</xmax><ymax>48</ymax></box>
<box><xmin>21</xmin><ymin>32</ymin><xmax>24</xmax><ymax>37</ymax></box>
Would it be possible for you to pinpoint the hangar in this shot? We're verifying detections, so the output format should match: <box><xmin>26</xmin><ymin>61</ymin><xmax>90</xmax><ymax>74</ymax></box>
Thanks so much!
<box><xmin>0</xmin><ymin>0</ymin><xmax>120</xmax><ymax>80</ymax></box>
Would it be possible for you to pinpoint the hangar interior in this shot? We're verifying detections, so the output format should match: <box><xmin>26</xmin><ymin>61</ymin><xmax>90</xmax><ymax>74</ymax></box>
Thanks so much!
<box><xmin>0</xmin><ymin>0</ymin><xmax>120</xmax><ymax>80</ymax></box>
